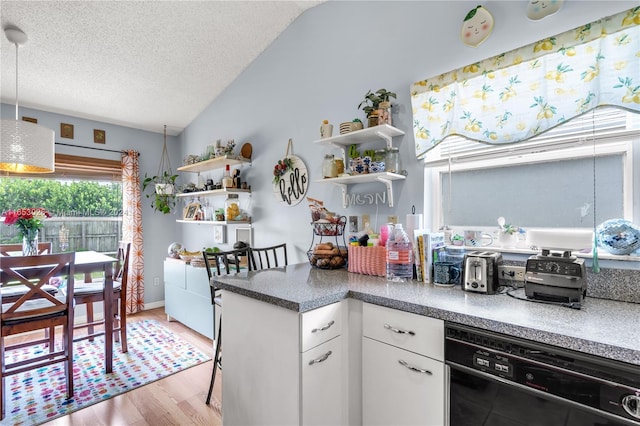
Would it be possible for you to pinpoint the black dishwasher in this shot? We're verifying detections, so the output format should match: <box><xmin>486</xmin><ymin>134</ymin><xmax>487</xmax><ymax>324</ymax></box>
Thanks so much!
<box><xmin>445</xmin><ymin>323</ymin><xmax>640</xmax><ymax>426</ymax></box>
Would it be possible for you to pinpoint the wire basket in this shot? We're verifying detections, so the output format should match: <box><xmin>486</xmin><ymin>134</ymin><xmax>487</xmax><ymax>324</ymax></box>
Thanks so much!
<box><xmin>307</xmin><ymin>248</ymin><xmax>348</xmax><ymax>269</ymax></box>
<box><xmin>312</xmin><ymin>216</ymin><xmax>347</xmax><ymax>236</ymax></box>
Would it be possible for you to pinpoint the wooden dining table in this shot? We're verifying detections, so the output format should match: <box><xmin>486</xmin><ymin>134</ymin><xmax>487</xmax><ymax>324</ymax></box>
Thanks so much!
<box><xmin>73</xmin><ymin>251</ymin><xmax>118</xmax><ymax>373</ymax></box>
<box><xmin>1</xmin><ymin>250</ymin><xmax>118</xmax><ymax>373</ymax></box>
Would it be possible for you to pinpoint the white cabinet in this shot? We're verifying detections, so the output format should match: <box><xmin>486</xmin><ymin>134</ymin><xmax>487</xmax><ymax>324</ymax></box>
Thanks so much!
<box><xmin>362</xmin><ymin>303</ymin><xmax>445</xmax><ymax>426</ymax></box>
<box><xmin>313</xmin><ymin>124</ymin><xmax>406</xmax><ymax>207</ymax></box>
<box><xmin>163</xmin><ymin>258</ymin><xmax>215</xmax><ymax>339</ymax></box>
<box><xmin>301</xmin><ymin>335</ymin><xmax>343</xmax><ymax>426</ymax></box>
<box><xmin>222</xmin><ymin>291</ymin><xmax>345</xmax><ymax>425</ymax></box>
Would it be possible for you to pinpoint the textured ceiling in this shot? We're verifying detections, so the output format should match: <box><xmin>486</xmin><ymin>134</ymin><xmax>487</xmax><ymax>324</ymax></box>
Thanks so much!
<box><xmin>0</xmin><ymin>1</ymin><xmax>322</xmax><ymax>136</ymax></box>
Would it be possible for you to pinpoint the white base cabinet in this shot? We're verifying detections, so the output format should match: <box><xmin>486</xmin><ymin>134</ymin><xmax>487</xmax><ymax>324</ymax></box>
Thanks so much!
<box><xmin>163</xmin><ymin>259</ymin><xmax>215</xmax><ymax>339</ymax></box>
<box><xmin>222</xmin><ymin>291</ymin><xmax>345</xmax><ymax>426</ymax></box>
<box><xmin>362</xmin><ymin>303</ymin><xmax>446</xmax><ymax>426</ymax></box>
<box><xmin>363</xmin><ymin>338</ymin><xmax>445</xmax><ymax>426</ymax></box>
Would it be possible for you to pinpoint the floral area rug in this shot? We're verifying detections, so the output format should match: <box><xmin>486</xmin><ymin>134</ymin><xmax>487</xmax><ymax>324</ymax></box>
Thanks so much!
<box><xmin>2</xmin><ymin>319</ymin><xmax>211</xmax><ymax>425</ymax></box>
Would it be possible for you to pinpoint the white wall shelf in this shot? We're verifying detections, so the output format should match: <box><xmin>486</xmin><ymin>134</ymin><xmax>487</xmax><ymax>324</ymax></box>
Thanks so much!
<box><xmin>176</xmin><ymin>219</ymin><xmax>252</xmax><ymax>225</ymax></box>
<box><xmin>313</xmin><ymin>124</ymin><xmax>404</xmax><ymax>149</ymax></box>
<box><xmin>314</xmin><ymin>125</ymin><xmax>406</xmax><ymax>208</ymax></box>
<box><xmin>177</xmin><ymin>155</ymin><xmax>251</xmax><ymax>174</ymax></box>
<box><xmin>177</xmin><ymin>188</ymin><xmax>251</xmax><ymax>198</ymax></box>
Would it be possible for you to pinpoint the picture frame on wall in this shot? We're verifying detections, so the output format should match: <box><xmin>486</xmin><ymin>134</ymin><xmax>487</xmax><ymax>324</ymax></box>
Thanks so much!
<box><xmin>183</xmin><ymin>202</ymin><xmax>201</xmax><ymax>220</ymax></box>
<box><xmin>61</xmin><ymin>123</ymin><xmax>74</xmax><ymax>139</ymax></box>
<box><xmin>94</xmin><ymin>129</ymin><xmax>106</xmax><ymax>144</ymax></box>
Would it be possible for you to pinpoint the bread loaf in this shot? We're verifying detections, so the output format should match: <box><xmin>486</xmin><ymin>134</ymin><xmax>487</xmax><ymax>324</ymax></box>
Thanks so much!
<box><xmin>315</xmin><ymin>242</ymin><xmax>334</xmax><ymax>251</ymax></box>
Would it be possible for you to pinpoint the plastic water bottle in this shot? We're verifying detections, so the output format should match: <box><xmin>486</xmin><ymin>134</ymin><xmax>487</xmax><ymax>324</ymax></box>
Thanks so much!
<box><xmin>386</xmin><ymin>223</ymin><xmax>413</xmax><ymax>282</ymax></box>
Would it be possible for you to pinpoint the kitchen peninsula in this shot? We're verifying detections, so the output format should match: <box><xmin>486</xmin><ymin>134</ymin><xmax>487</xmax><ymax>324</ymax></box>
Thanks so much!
<box><xmin>213</xmin><ymin>263</ymin><xmax>640</xmax><ymax>425</ymax></box>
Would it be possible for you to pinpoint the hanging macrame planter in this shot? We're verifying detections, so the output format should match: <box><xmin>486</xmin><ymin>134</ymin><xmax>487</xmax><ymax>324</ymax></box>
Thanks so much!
<box><xmin>272</xmin><ymin>138</ymin><xmax>308</xmax><ymax>207</ymax></box>
<box><xmin>142</xmin><ymin>125</ymin><xmax>178</xmax><ymax>214</ymax></box>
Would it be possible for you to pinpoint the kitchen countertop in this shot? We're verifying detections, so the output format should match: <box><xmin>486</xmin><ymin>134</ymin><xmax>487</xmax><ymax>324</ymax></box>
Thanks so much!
<box><xmin>212</xmin><ymin>263</ymin><xmax>640</xmax><ymax>366</ymax></box>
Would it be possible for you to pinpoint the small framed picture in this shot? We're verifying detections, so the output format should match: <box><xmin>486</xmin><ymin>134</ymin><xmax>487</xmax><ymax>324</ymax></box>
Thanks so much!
<box><xmin>61</xmin><ymin>123</ymin><xmax>74</xmax><ymax>139</ymax></box>
<box><xmin>183</xmin><ymin>202</ymin><xmax>201</xmax><ymax>220</ymax></box>
<box><xmin>213</xmin><ymin>225</ymin><xmax>226</xmax><ymax>244</ymax></box>
<box><xmin>22</xmin><ymin>116</ymin><xmax>37</xmax><ymax>124</ymax></box>
<box><xmin>94</xmin><ymin>129</ymin><xmax>106</xmax><ymax>144</ymax></box>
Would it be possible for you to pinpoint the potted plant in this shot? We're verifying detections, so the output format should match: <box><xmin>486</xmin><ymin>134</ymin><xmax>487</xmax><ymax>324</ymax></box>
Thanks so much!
<box><xmin>358</xmin><ymin>89</ymin><xmax>397</xmax><ymax>127</ymax></box>
<box><xmin>142</xmin><ymin>125</ymin><xmax>179</xmax><ymax>214</ymax></box>
<box><xmin>142</xmin><ymin>171</ymin><xmax>179</xmax><ymax>214</ymax></box>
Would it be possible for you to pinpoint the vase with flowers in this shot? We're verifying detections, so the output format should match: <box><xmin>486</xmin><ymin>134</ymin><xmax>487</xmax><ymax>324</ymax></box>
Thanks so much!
<box><xmin>3</xmin><ymin>208</ymin><xmax>52</xmax><ymax>256</ymax></box>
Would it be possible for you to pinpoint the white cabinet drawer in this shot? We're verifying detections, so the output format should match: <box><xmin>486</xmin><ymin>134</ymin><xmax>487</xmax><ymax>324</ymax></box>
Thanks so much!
<box><xmin>300</xmin><ymin>301</ymin><xmax>342</xmax><ymax>352</ymax></box>
<box><xmin>362</xmin><ymin>303</ymin><xmax>444</xmax><ymax>361</ymax></box>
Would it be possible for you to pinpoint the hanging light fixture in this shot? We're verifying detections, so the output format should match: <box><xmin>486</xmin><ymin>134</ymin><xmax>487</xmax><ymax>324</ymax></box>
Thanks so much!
<box><xmin>0</xmin><ymin>26</ymin><xmax>54</xmax><ymax>173</ymax></box>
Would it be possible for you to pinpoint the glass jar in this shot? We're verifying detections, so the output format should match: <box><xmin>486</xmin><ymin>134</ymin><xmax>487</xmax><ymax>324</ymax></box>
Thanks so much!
<box><xmin>374</xmin><ymin>149</ymin><xmax>387</xmax><ymax>162</ymax></box>
<box><xmin>322</xmin><ymin>154</ymin><xmax>337</xmax><ymax>178</ymax></box>
<box><xmin>334</xmin><ymin>158</ymin><xmax>344</xmax><ymax>175</ymax></box>
<box><xmin>225</xmin><ymin>194</ymin><xmax>240</xmax><ymax>221</ymax></box>
<box><xmin>377</xmin><ymin>101</ymin><xmax>392</xmax><ymax>126</ymax></box>
<box><xmin>385</xmin><ymin>147</ymin><xmax>400</xmax><ymax>174</ymax></box>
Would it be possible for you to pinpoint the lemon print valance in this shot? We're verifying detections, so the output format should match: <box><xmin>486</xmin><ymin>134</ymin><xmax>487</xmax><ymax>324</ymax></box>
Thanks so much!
<box><xmin>410</xmin><ymin>7</ymin><xmax>640</xmax><ymax>160</ymax></box>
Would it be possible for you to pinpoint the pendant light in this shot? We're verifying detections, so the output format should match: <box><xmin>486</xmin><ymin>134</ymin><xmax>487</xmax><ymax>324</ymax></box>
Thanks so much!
<box><xmin>0</xmin><ymin>27</ymin><xmax>55</xmax><ymax>173</ymax></box>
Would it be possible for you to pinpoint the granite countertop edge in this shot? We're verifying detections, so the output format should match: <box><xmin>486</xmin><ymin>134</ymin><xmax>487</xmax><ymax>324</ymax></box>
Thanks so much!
<box><xmin>213</xmin><ymin>266</ymin><xmax>640</xmax><ymax>366</ymax></box>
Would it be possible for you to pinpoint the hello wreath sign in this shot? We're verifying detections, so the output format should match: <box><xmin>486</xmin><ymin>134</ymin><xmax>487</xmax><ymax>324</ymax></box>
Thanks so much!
<box><xmin>272</xmin><ymin>138</ymin><xmax>308</xmax><ymax>206</ymax></box>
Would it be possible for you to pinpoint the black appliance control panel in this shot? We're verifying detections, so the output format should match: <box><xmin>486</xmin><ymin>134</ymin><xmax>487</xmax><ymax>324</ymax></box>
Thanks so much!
<box><xmin>445</xmin><ymin>323</ymin><xmax>640</xmax><ymax>424</ymax></box>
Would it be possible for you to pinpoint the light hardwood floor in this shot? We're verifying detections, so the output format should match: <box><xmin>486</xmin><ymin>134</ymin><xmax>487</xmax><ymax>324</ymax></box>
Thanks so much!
<box><xmin>40</xmin><ymin>307</ymin><xmax>223</xmax><ymax>426</ymax></box>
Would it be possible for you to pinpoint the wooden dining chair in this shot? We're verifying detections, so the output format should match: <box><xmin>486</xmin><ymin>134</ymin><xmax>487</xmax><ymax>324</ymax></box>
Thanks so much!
<box><xmin>72</xmin><ymin>241</ymin><xmax>131</xmax><ymax>352</ymax></box>
<box><xmin>0</xmin><ymin>241</ymin><xmax>53</xmax><ymax>256</ymax></box>
<box><xmin>249</xmin><ymin>243</ymin><xmax>288</xmax><ymax>270</ymax></box>
<box><xmin>202</xmin><ymin>247</ymin><xmax>252</xmax><ymax>405</ymax></box>
<box><xmin>0</xmin><ymin>253</ymin><xmax>76</xmax><ymax>420</ymax></box>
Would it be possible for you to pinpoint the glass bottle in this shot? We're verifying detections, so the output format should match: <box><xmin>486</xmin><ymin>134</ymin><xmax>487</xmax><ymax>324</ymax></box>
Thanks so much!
<box><xmin>322</xmin><ymin>154</ymin><xmax>337</xmax><ymax>178</ymax></box>
<box><xmin>222</xmin><ymin>164</ymin><xmax>233</xmax><ymax>188</ymax></box>
<box><xmin>385</xmin><ymin>147</ymin><xmax>400</xmax><ymax>174</ymax></box>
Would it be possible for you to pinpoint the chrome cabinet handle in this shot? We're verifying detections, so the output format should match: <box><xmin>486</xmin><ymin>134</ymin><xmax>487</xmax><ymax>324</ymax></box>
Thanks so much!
<box><xmin>311</xmin><ymin>320</ymin><xmax>335</xmax><ymax>333</ymax></box>
<box><xmin>384</xmin><ymin>323</ymin><xmax>415</xmax><ymax>336</ymax></box>
<box><xmin>308</xmin><ymin>350</ymin><xmax>333</xmax><ymax>366</ymax></box>
<box><xmin>399</xmin><ymin>359</ymin><xmax>432</xmax><ymax>375</ymax></box>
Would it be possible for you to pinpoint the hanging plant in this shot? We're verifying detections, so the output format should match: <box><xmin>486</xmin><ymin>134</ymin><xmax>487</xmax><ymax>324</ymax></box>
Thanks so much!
<box><xmin>142</xmin><ymin>125</ymin><xmax>179</xmax><ymax>214</ymax></box>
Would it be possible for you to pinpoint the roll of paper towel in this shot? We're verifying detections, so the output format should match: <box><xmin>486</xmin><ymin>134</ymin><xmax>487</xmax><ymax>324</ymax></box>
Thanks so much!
<box><xmin>406</xmin><ymin>214</ymin><xmax>423</xmax><ymax>243</ymax></box>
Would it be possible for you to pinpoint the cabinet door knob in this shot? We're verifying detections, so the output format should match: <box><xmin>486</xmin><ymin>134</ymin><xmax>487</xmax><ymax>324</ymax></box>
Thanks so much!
<box><xmin>398</xmin><ymin>359</ymin><xmax>432</xmax><ymax>375</ymax></box>
<box><xmin>311</xmin><ymin>320</ymin><xmax>335</xmax><ymax>333</ymax></box>
<box><xmin>384</xmin><ymin>323</ymin><xmax>415</xmax><ymax>336</ymax></box>
<box><xmin>308</xmin><ymin>350</ymin><xmax>333</xmax><ymax>366</ymax></box>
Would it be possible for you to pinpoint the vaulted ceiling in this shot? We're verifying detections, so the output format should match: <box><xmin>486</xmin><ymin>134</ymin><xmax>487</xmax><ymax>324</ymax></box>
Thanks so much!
<box><xmin>0</xmin><ymin>1</ymin><xmax>322</xmax><ymax>135</ymax></box>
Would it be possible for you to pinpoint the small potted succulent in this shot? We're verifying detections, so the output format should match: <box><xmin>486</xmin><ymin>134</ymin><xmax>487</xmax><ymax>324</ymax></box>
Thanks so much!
<box><xmin>358</xmin><ymin>89</ymin><xmax>397</xmax><ymax>127</ymax></box>
<box><xmin>452</xmin><ymin>234</ymin><xmax>464</xmax><ymax>246</ymax></box>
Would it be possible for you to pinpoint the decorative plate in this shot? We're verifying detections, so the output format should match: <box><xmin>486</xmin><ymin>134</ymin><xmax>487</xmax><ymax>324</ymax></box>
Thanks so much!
<box><xmin>596</xmin><ymin>219</ymin><xmax>640</xmax><ymax>255</ymax></box>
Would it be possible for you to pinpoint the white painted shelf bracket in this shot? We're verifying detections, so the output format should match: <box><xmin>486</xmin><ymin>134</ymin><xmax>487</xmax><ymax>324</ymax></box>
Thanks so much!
<box><xmin>376</xmin><ymin>176</ymin><xmax>395</xmax><ymax>207</ymax></box>
<box><xmin>335</xmin><ymin>183</ymin><xmax>348</xmax><ymax>208</ymax></box>
<box><xmin>375</xmin><ymin>131</ymin><xmax>393</xmax><ymax>149</ymax></box>
<box><xmin>329</xmin><ymin>142</ymin><xmax>347</xmax><ymax>165</ymax></box>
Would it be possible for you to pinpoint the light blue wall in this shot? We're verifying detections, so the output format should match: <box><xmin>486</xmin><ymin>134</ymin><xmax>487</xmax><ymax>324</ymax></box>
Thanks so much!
<box><xmin>179</xmin><ymin>0</ymin><xmax>637</xmax><ymax>265</ymax></box>
<box><xmin>0</xmin><ymin>103</ymin><xmax>181</xmax><ymax>304</ymax></box>
<box><xmin>2</xmin><ymin>1</ymin><xmax>635</xmax><ymax>302</ymax></box>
